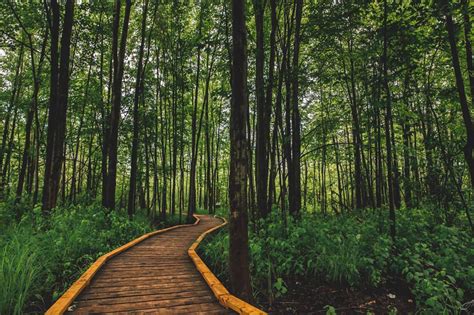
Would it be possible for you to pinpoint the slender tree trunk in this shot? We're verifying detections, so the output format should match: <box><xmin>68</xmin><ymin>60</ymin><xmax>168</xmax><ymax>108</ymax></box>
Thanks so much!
<box><xmin>0</xmin><ymin>45</ymin><xmax>23</xmax><ymax>181</ymax></box>
<box><xmin>70</xmin><ymin>63</ymin><xmax>93</xmax><ymax>202</ymax></box>
<box><xmin>15</xmin><ymin>20</ymin><xmax>48</xmax><ymax>203</ymax></box>
<box><xmin>0</xmin><ymin>101</ymin><xmax>20</xmax><ymax>198</ymax></box>
<box><xmin>128</xmin><ymin>0</ymin><xmax>149</xmax><ymax>219</ymax></box>
<box><xmin>254</xmin><ymin>0</ymin><xmax>270</xmax><ymax>218</ymax></box>
<box><xmin>442</xmin><ymin>0</ymin><xmax>474</xmax><ymax>188</ymax></box>
<box><xmin>402</xmin><ymin>120</ymin><xmax>412</xmax><ymax>207</ymax></box>
<box><xmin>462</xmin><ymin>0</ymin><xmax>474</xmax><ymax>108</ymax></box>
<box><xmin>104</xmin><ymin>0</ymin><xmax>132</xmax><ymax>210</ymax></box>
<box><xmin>42</xmin><ymin>0</ymin><xmax>74</xmax><ymax>212</ymax></box>
<box><xmin>283</xmin><ymin>3</ymin><xmax>294</xmax><ymax>218</ymax></box>
<box><xmin>343</xmin><ymin>43</ymin><xmax>366</xmax><ymax>209</ymax></box>
<box><xmin>289</xmin><ymin>0</ymin><xmax>303</xmax><ymax>217</ymax></box>
<box><xmin>188</xmin><ymin>11</ymin><xmax>203</xmax><ymax>221</ymax></box>
<box><xmin>382</xmin><ymin>0</ymin><xmax>396</xmax><ymax>240</ymax></box>
<box><xmin>205</xmin><ymin>72</ymin><xmax>212</xmax><ymax>213</ymax></box>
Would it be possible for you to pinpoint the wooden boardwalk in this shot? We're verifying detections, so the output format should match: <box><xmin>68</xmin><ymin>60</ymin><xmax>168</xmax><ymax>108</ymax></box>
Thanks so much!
<box><xmin>66</xmin><ymin>215</ymin><xmax>233</xmax><ymax>314</ymax></box>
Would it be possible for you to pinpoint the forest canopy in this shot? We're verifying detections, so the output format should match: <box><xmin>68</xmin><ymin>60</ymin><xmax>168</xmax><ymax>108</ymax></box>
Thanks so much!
<box><xmin>0</xmin><ymin>0</ymin><xmax>473</xmax><ymax>314</ymax></box>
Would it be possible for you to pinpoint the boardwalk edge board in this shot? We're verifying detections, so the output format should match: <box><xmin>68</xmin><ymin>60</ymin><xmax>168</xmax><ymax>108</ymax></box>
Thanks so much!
<box><xmin>45</xmin><ymin>216</ymin><xmax>201</xmax><ymax>315</ymax></box>
<box><xmin>188</xmin><ymin>216</ymin><xmax>267</xmax><ymax>315</ymax></box>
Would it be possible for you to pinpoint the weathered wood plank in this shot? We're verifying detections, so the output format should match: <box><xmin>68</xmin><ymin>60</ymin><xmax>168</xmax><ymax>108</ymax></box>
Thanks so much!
<box><xmin>76</xmin><ymin>289</ymin><xmax>213</xmax><ymax>307</ymax></box>
<box><xmin>78</xmin><ymin>284</ymin><xmax>209</xmax><ymax>300</ymax></box>
<box><xmin>71</xmin><ymin>295</ymin><xmax>216</xmax><ymax>312</ymax></box>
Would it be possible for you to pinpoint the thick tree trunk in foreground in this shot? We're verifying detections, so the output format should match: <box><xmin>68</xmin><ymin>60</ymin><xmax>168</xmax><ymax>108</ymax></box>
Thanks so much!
<box><xmin>229</xmin><ymin>0</ymin><xmax>252</xmax><ymax>301</ymax></box>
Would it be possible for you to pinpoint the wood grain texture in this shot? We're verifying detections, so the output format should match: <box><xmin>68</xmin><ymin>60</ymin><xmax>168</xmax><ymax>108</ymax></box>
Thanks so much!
<box><xmin>47</xmin><ymin>215</ymin><xmax>234</xmax><ymax>314</ymax></box>
<box><xmin>47</xmin><ymin>215</ymin><xmax>265</xmax><ymax>315</ymax></box>
<box><xmin>188</xmin><ymin>217</ymin><xmax>267</xmax><ymax>315</ymax></box>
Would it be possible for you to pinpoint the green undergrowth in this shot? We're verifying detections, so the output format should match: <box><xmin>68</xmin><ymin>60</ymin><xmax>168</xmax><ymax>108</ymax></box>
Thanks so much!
<box><xmin>194</xmin><ymin>207</ymin><xmax>229</xmax><ymax>218</ymax></box>
<box><xmin>199</xmin><ymin>208</ymin><xmax>474</xmax><ymax>314</ymax></box>
<box><xmin>0</xmin><ymin>200</ymin><xmax>178</xmax><ymax>314</ymax></box>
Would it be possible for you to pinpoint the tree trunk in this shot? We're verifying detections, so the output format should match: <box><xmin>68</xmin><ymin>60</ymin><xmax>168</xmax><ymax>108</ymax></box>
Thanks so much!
<box><xmin>188</xmin><ymin>11</ymin><xmax>203</xmax><ymax>221</ymax></box>
<box><xmin>382</xmin><ymin>0</ymin><xmax>396</xmax><ymax>240</ymax></box>
<box><xmin>254</xmin><ymin>0</ymin><xmax>270</xmax><ymax>218</ymax></box>
<box><xmin>229</xmin><ymin>0</ymin><xmax>253</xmax><ymax>301</ymax></box>
<box><xmin>442</xmin><ymin>0</ymin><xmax>474</xmax><ymax>188</ymax></box>
<box><xmin>103</xmin><ymin>0</ymin><xmax>132</xmax><ymax>210</ymax></box>
<box><xmin>462</xmin><ymin>0</ymin><xmax>474</xmax><ymax>108</ymax></box>
<box><xmin>128</xmin><ymin>0</ymin><xmax>149</xmax><ymax>219</ymax></box>
<box><xmin>42</xmin><ymin>0</ymin><xmax>74</xmax><ymax>212</ymax></box>
<box><xmin>0</xmin><ymin>45</ymin><xmax>23</xmax><ymax>183</ymax></box>
<box><xmin>289</xmin><ymin>0</ymin><xmax>303</xmax><ymax>217</ymax></box>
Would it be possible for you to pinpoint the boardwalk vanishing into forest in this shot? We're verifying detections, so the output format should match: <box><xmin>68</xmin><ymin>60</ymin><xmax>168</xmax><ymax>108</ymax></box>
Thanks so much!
<box><xmin>46</xmin><ymin>215</ymin><xmax>265</xmax><ymax>315</ymax></box>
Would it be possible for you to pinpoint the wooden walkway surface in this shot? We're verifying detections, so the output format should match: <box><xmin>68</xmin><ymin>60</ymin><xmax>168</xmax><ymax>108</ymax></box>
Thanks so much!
<box><xmin>67</xmin><ymin>215</ymin><xmax>234</xmax><ymax>314</ymax></box>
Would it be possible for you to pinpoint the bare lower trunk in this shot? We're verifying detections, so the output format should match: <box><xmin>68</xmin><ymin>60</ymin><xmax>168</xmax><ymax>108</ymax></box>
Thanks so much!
<box><xmin>229</xmin><ymin>0</ymin><xmax>252</xmax><ymax>301</ymax></box>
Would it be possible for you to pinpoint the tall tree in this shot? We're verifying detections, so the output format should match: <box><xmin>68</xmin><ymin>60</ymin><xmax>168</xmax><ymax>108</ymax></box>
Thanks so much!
<box><xmin>128</xmin><ymin>0</ymin><xmax>150</xmax><ymax>219</ymax></box>
<box><xmin>187</xmin><ymin>8</ymin><xmax>203</xmax><ymax>221</ymax></box>
<box><xmin>103</xmin><ymin>0</ymin><xmax>132</xmax><ymax>210</ymax></box>
<box><xmin>229</xmin><ymin>0</ymin><xmax>252</xmax><ymax>301</ymax></box>
<box><xmin>254</xmin><ymin>0</ymin><xmax>270</xmax><ymax>218</ymax></box>
<box><xmin>382</xmin><ymin>0</ymin><xmax>396</xmax><ymax>240</ymax></box>
<box><xmin>441</xmin><ymin>0</ymin><xmax>474</xmax><ymax>189</ymax></box>
<box><xmin>42</xmin><ymin>0</ymin><xmax>74</xmax><ymax>212</ymax></box>
<box><xmin>289</xmin><ymin>0</ymin><xmax>303</xmax><ymax>217</ymax></box>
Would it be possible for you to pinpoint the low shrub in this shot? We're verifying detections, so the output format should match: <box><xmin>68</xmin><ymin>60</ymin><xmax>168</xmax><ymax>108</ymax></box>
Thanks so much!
<box><xmin>200</xmin><ymin>207</ymin><xmax>473</xmax><ymax>314</ymax></box>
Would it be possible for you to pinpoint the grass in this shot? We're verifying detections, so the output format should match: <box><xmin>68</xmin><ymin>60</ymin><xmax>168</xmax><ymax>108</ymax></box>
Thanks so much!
<box><xmin>0</xmin><ymin>200</ymin><xmax>179</xmax><ymax>314</ymax></box>
<box><xmin>0</xmin><ymin>227</ymin><xmax>45</xmax><ymax>315</ymax></box>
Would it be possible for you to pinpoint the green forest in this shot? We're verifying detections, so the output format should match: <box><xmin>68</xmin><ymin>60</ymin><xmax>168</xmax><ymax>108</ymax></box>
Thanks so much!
<box><xmin>0</xmin><ymin>0</ymin><xmax>473</xmax><ymax>314</ymax></box>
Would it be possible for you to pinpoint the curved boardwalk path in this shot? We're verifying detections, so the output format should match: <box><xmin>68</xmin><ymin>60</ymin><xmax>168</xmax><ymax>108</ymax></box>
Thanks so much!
<box><xmin>67</xmin><ymin>215</ymin><xmax>233</xmax><ymax>314</ymax></box>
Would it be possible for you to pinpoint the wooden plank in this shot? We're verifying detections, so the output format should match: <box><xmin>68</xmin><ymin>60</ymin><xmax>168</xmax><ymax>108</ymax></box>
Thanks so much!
<box><xmin>71</xmin><ymin>302</ymin><xmax>228</xmax><ymax>315</ymax></box>
<box><xmin>46</xmin><ymin>217</ymin><xmax>201</xmax><ymax>315</ymax></box>
<box><xmin>88</xmin><ymin>275</ymin><xmax>203</xmax><ymax>288</ymax></box>
<box><xmin>188</xmin><ymin>216</ymin><xmax>267</xmax><ymax>315</ymax></box>
<box><xmin>50</xmin><ymin>215</ymin><xmax>244</xmax><ymax>315</ymax></box>
<box><xmin>78</xmin><ymin>284</ymin><xmax>210</xmax><ymax>300</ymax></box>
<box><xmin>76</xmin><ymin>289</ymin><xmax>212</xmax><ymax>307</ymax></box>
<box><xmin>90</xmin><ymin>272</ymin><xmax>200</xmax><ymax>284</ymax></box>
<box><xmin>96</xmin><ymin>265</ymin><xmax>195</xmax><ymax>275</ymax></box>
<box><xmin>72</xmin><ymin>295</ymin><xmax>216</xmax><ymax>313</ymax></box>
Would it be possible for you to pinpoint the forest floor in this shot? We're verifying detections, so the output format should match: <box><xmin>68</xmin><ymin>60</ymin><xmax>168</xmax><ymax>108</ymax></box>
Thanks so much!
<box><xmin>262</xmin><ymin>276</ymin><xmax>415</xmax><ymax>314</ymax></box>
<box><xmin>199</xmin><ymin>208</ymin><xmax>473</xmax><ymax>314</ymax></box>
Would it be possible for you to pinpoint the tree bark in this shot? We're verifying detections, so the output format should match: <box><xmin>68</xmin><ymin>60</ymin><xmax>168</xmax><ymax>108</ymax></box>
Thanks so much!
<box><xmin>289</xmin><ymin>0</ymin><xmax>303</xmax><ymax>217</ymax></box>
<box><xmin>128</xmin><ymin>0</ymin><xmax>149</xmax><ymax>219</ymax></box>
<box><xmin>188</xmin><ymin>10</ymin><xmax>203</xmax><ymax>221</ymax></box>
<box><xmin>104</xmin><ymin>0</ymin><xmax>132</xmax><ymax>210</ymax></box>
<box><xmin>382</xmin><ymin>0</ymin><xmax>396</xmax><ymax>240</ymax></box>
<box><xmin>229</xmin><ymin>0</ymin><xmax>253</xmax><ymax>301</ymax></box>
<box><xmin>442</xmin><ymin>0</ymin><xmax>474</xmax><ymax>188</ymax></box>
<box><xmin>254</xmin><ymin>0</ymin><xmax>270</xmax><ymax>218</ymax></box>
<box><xmin>42</xmin><ymin>0</ymin><xmax>74</xmax><ymax>212</ymax></box>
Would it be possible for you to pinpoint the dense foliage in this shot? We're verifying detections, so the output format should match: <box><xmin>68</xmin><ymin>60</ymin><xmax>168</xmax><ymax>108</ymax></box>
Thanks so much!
<box><xmin>201</xmin><ymin>208</ymin><xmax>474</xmax><ymax>313</ymax></box>
<box><xmin>0</xmin><ymin>202</ymin><xmax>163</xmax><ymax>314</ymax></box>
<box><xmin>1</xmin><ymin>0</ymin><xmax>474</xmax><ymax>313</ymax></box>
